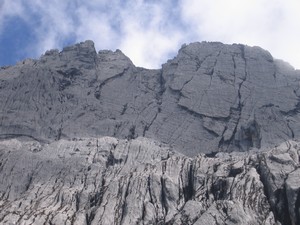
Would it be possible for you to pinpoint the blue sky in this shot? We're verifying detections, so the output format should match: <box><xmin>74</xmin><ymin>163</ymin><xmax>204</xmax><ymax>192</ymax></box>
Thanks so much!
<box><xmin>0</xmin><ymin>0</ymin><xmax>299</xmax><ymax>69</ymax></box>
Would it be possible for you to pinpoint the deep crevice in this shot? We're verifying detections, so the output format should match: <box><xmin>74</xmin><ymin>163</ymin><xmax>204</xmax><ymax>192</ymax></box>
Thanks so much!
<box><xmin>94</xmin><ymin>67</ymin><xmax>129</xmax><ymax>100</ymax></box>
<box><xmin>86</xmin><ymin>211</ymin><xmax>96</xmax><ymax>225</ymax></box>
<box><xmin>286</xmin><ymin>121</ymin><xmax>295</xmax><ymax>139</ymax></box>
<box><xmin>281</xmin><ymin>101</ymin><xmax>300</xmax><ymax>117</ymax></box>
<box><xmin>294</xmin><ymin>189</ymin><xmax>300</xmax><ymax>225</ymax></box>
<box><xmin>120</xmin><ymin>176</ymin><xmax>131</xmax><ymax>223</ymax></box>
<box><xmin>160</xmin><ymin>176</ymin><xmax>168</xmax><ymax>216</ymax></box>
<box><xmin>256</xmin><ymin>157</ymin><xmax>292</xmax><ymax>225</ymax></box>
<box><xmin>157</xmin><ymin>70</ymin><xmax>166</xmax><ymax>104</ymax></box>
<box><xmin>106</xmin><ymin>151</ymin><xmax>123</xmax><ymax>167</ymax></box>
<box><xmin>183</xmin><ymin>164</ymin><xmax>194</xmax><ymax>201</ymax></box>
<box><xmin>219</xmin><ymin>45</ymin><xmax>249</xmax><ymax>152</ymax></box>
<box><xmin>143</xmin><ymin>110</ymin><xmax>159</xmax><ymax>137</ymax></box>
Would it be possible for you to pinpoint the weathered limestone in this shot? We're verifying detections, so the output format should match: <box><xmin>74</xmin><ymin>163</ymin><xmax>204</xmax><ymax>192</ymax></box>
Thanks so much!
<box><xmin>1</xmin><ymin>41</ymin><xmax>300</xmax><ymax>155</ymax></box>
<box><xmin>0</xmin><ymin>137</ymin><xmax>299</xmax><ymax>224</ymax></box>
<box><xmin>1</xmin><ymin>41</ymin><xmax>300</xmax><ymax>224</ymax></box>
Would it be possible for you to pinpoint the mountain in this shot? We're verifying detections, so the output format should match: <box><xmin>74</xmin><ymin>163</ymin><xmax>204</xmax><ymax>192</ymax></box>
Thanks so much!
<box><xmin>0</xmin><ymin>41</ymin><xmax>299</xmax><ymax>224</ymax></box>
<box><xmin>1</xmin><ymin>41</ymin><xmax>300</xmax><ymax>156</ymax></box>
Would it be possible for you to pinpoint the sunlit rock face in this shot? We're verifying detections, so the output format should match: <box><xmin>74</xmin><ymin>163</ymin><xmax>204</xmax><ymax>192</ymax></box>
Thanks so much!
<box><xmin>0</xmin><ymin>137</ymin><xmax>299</xmax><ymax>225</ymax></box>
<box><xmin>0</xmin><ymin>41</ymin><xmax>300</xmax><ymax>224</ymax></box>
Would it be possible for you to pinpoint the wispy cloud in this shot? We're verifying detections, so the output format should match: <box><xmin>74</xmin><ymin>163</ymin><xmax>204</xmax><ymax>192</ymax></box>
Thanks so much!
<box><xmin>0</xmin><ymin>0</ymin><xmax>299</xmax><ymax>69</ymax></box>
<box><xmin>0</xmin><ymin>1</ymin><xmax>27</xmax><ymax>32</ymax></box>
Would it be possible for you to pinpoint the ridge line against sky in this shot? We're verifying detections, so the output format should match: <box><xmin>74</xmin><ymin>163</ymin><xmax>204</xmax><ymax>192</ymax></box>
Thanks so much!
<box><xmin>0</xmin><ymin>0</ymin><xmax>299</xmax><ymax>69</ymax></box>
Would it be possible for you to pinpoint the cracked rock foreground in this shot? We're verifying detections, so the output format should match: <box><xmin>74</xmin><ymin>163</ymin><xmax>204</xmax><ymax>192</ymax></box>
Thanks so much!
<box><xmin>0</xmin><ymin>41</ymin><xmax>300</xmax><ymax>224</ymax></box>
<box><xmin>0</xmin><ymin>137</ymin><xmax>299</xmax><ymax>225</ymax></box>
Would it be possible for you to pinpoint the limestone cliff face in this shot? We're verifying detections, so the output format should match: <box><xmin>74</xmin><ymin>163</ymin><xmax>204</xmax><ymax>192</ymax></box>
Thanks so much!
<box><xmin>1</xmin><ymin>41</ymin><xmax>300</xmax><ymax>155</ymax></box>
<box><xmin>1</xmin><ymin>41</ymin><xmax>300</xmax><ymax>225</ymax></box>
<box><xmin>0</xmin><ymin>137</ymin><xmax>299</xmax><ymax>225</ymax></box>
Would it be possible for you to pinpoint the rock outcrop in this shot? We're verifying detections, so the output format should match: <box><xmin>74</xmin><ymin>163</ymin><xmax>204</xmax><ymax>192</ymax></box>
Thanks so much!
<box><xmin>1</xmin><ymin>41</ymin><xmax>300</xmax><ymax>155</ymax></box>
<box><xmin>0</xmin><ymin>137</ymin><xmax>299</xmax><ymax>225</ymax></box>
<box><xmin>1</xmin><ymin>41</ymin><xmax>300</xmax><ymax>224</ymax></box>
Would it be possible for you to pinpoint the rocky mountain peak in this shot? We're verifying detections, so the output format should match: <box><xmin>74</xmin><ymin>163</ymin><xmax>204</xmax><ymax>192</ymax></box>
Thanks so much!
<box><xmin>1</xmin><ymin>41</ymin><xmax>300</xmax><ymax>225</ymax></box>
<box><xmin>1</xmin><ymin>41</ymin><xmax>300</xmax><ymax>156</ymax></box>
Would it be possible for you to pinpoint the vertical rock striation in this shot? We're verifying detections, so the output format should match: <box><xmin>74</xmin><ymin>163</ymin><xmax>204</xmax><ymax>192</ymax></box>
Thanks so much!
<box><xmin>0</xmin><ymin>137</ymin><xmax>299</xmax><ymax>224</ymax></box>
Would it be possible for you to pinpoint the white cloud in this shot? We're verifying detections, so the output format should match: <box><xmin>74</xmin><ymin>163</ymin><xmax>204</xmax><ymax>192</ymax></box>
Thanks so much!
<box><xmin>120</xmin><ymin>24</ymin><xmax>183</xmax><ymax>68</ymax></box>
<box><xmin>74</xmin><ymin>5</ymin><xmax>119</xmax><ymax>51</ymax></box>
<box><xmin>179</xmin><ymin>0</ymin><xmax>300</xmax><ymax>69</ymax></box>
<box><xmin>0</xmin><ymin>0</ymin><xmax>26</xmax><ymax>32</ymax></box>
<box><xmin>117</xmin><ymin>0</ymin><xmax>184</xmax><ymax>68</ymax></box>
<box><xmin>1</xmin><ymin>0</ymin><xmax>25</xmax><ymax>18</ymax></box>
<box><xmin>0</xmin><ymin>0</ymin><xmax>299</xmax><ymax>69</ymax></box>
<box><xmin>23</xmin><ymin>0</ymin><xmax>77</xmax><ymax>53</ymax></box>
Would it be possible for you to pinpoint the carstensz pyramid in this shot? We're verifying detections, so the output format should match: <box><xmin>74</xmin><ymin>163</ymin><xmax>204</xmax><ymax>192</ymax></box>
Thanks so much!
<box><xmin>0</xmin><ymin>41</ymin><xmax>299</xmax><ymax>224</ymax></box>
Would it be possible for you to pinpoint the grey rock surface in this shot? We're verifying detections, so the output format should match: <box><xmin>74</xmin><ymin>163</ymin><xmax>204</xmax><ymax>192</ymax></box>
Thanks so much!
<box><xmin>1</xmin><ymin>41</ymin><xmax>300</xmax><ymax>155</ymax></box>
<box><xmin>1</xmin><ymin>41</ymin><xmax>300</xmax><ymax>224</ymax></box>
<box><xmin>0</xmin><ymin>137</ymin><xmax>299</xmax><ymax>224</ymax></box>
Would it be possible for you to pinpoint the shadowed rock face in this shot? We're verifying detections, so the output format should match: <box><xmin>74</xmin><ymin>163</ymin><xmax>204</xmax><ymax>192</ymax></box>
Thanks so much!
<box><xmin>1</xmin><ymin>41</ymin><xmax>300</xmax><ymax>225</ymax></box>
<box><xmin>1</xmin><ymin>41</ymin><xmax>300</xmax><ymax>156</ymax></box>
